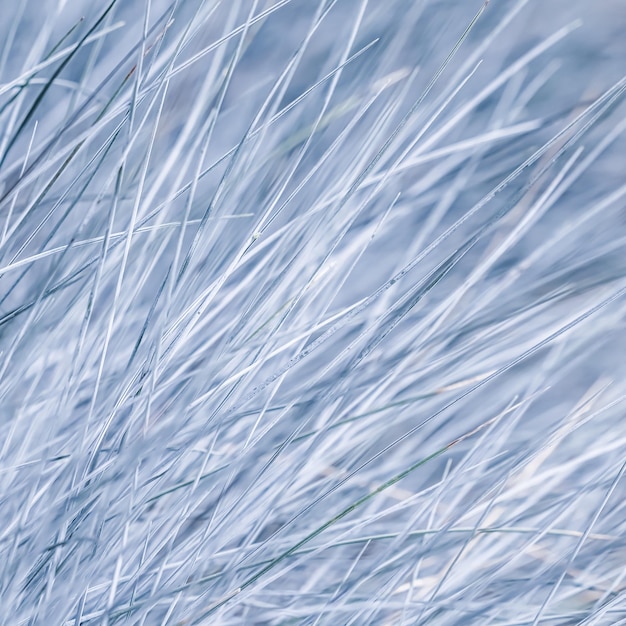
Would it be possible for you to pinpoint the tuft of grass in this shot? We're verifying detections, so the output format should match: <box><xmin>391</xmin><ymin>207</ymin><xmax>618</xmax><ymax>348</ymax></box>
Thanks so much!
<box><xmin>1</xmin><ymin>1</ymin><xmax>626</xmax><ymax>624</ymax></box>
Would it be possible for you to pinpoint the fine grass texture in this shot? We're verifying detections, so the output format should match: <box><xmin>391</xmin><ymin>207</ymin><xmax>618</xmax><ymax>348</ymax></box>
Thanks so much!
<box><xmin>1</xmin><ymin>1</ymin><xmax>626</xmax><ymax>624</ymax></box>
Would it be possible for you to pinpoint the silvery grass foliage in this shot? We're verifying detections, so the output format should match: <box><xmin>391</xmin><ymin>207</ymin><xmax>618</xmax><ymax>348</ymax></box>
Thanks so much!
<box><xmin>1</xmin><ymin>0</ymin><xmax>625</xmax><ymax>623</ymax></box>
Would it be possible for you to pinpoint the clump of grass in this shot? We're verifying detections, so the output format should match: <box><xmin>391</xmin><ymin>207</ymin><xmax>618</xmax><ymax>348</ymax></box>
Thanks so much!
<box><xmin>1</xmin><ymin>1</ymin><xmax>626</xmax><ymax>624</ymax></box>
